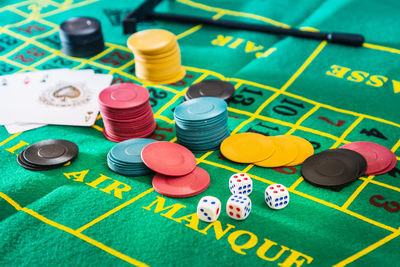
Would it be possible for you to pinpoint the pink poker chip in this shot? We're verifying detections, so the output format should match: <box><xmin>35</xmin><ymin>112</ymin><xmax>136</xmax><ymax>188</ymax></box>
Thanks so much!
<box><xmin>152</xmin><ymin>167</ymin><xmax>210</xmax><ymax>198</ymax></box>
<box><xmin>340</xmin><ymin>141</ymin><xmax>395</xmax><ymax>175</ymax></box>
<box><xmin>370</xmin><ymin>153</ymin><xmax>397</xmax><ymax>175</ymax></box>
<box><xmin>98</xmin><ymin>83</ymin><xmax>149</xmax><ymax>109</ymax></box>
<box><xmin>141</xmin><ymin>141</ymin><xmax>197</xmax><ymax>176</ymax></box>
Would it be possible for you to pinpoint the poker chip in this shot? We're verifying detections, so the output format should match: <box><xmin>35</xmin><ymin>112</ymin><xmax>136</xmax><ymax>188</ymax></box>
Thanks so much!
<box><xmin>301</xmin><ymin>149</ymin><xmax>367</xmax><ymax>188</ymax></box>
<box><xmin>185</xmin><ymin>79</ymin><xmax>235</xmax><ymax>101</ymax></box>
<box><xmin>98</xmin><ymin>83</ymin><xmax>156</xmax><ymax>142</ymax></box>
<box><xmin>285</xmin><ymin>135</ymin><xmax>314</xmax><ymax>166</ymax></box>
<box><xmin>59</xmin><ymin>17</ymin><xmax>104</xmax><ymax>58</ymax></box>
<box><xmin>373</xmin><ymin>154</ymin><xmax>397</xmax><ymax>175</ymax></box>
<box><xmin>17</xmin><ymin>139</ymin><xmax>79</xmax><ymax>171</ymax></box>
<box><xmin>152</xmin><ymin>167</ymin><xmax>210</xmax><ymax>198</ymax></box>
<box><xmin>254</xmin><ymin>135</ymin><xmax>299</xmax><ymax>167</ymax></box>
<box><xmin>107</xmin><ymin>138</ymin><xmax>156</xmax><ymax>176</ymax></box>
<box><xmin>220</xmin><ymin>132</ymin><xmax>275</xmax><ymax>163</ymax></box>
<box><xmin>127</xmin><ymin>29</ymin><xmax>185</xmax><ymax>84</ymax></box>
<box><xmin>220</xmin><ymin>133</ymin><xmax>314</xmax><ymax>168</ymax></box>
<box><xmin>141</xmin><ymin>141</ymin><xmax>197</xmax><ymax>176</ymax></box>
<box><xmin>174</xmin><ymin>97</ymin><xmax>230</xmax><ymax>153</ymax></box>
<box><xmin>340</xmin><ymin>141</ymin><xmax>396</xmax><ymax>175</ymax></box>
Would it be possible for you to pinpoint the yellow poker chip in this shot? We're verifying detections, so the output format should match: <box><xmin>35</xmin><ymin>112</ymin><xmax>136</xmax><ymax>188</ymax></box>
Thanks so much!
<box><xmin>135</xmin><ymin>57</ymin><xmax>181</xmax><ymax>70</ymax></box>
<box><xmin>127</xmin><ymin>29</ymin><xmax>176</xmax><ymax>55</ymax></box>
<box><xmin>254</xmin><ymin>135</ymin><xmax>299</xmax><ymax>167</ymax></box>
<box><xmin>285</xmin><ymin>135</ymin><xmax>314</xmax><ymax>166</ymax></box>
<box><xmin>220</xmin><ymin>132</ymin><xmax>275</xmax><ymax>163</ymax></box>
<box><xmin>138</xmin><ymin>68</ymin><xmax>186</xmax><ymax>85</ymax></box>
<box><xmin>136</xmin><ymin>65</ymin><xmax>182</xmax><ymax>80</ymax></box>
<box><xmin>134</xmin><ymin>46</ymin><xmax>180</xmax><ymax>62</ymax></box>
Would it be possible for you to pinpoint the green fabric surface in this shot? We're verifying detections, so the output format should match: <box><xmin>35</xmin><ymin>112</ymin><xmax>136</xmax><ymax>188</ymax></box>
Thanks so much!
<box><xmin>1</xmin><ymin>0</ymin><xmax>400</xmax><ymax>266</ymax></box>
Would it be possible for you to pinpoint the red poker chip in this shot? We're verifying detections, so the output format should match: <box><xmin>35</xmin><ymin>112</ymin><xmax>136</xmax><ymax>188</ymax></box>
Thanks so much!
<box><xmin>152</xmin><ymin>167</ymin><xmax>210</xmax><ymax>198</ymax></box>
<box><xmin>370</xmin><ymin>153</ymin><xmax>397</xmax><ymax>175</ymax></box>
<box><xmin>98</xmin><ymin>83</ymin><xmax>156</xmax><ymax>142</ymax></box>
<box><xmin>141</xmin><ymin>141</ymin><xmax>197</xmax><ymax>176</ymax></box>
<box><xmin>341</xmin><ymin>141</ymin><xmax>395</xmax><ymax>175</ymax></box>
<box><xmin>98</xmin><ymin>83</ymin><xmax>149</xmax><ymax>109</ymax></box>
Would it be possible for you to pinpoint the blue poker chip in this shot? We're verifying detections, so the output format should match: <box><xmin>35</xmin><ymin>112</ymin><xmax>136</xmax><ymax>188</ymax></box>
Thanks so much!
<box><xmin>174</xmin><ymin>97</ymin><xmax>230</xmax><ymax>153</ymax></box>
<box><xmin>110</xmin><ymin>138</ymin><xmax>156</xmax><ymax>164</ymax></box>
<box><xmin>107</xmin><ymin>138</ymin><xmax>157</xmax><ymax>176</ymax></box>
<box><xmin>107</xmin><ymin>161</ymin><xmax>153</xmax><ymax>176</ymax></box>
<box><xmin>174</xmin><ymin>97</ymin><xmax>227</xmax><ymax>121</ymax></box>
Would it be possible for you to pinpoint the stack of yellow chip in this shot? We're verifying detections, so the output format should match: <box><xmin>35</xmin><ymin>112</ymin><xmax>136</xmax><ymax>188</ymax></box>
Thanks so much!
<box><xmin>127</xmin><ymin>29</ymin><xmax>185</xmax><ymax>84</ymax></box>
<box><xmin>220</xmin><ymin>133</ymin><xmax>314</xmax><ymax>167</ymax></box>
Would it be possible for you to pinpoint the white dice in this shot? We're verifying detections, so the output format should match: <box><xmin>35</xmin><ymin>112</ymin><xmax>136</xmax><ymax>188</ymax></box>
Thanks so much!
<box><xmin>226</xmin><ymin>195</ymin><xmax>251</xmax><ymax>220</ymax></box>
<box><xmin>265</xmin><ymin>184</ymin><xmax>289</xmax><ymax>209</ymax></box>
<box><xmin>197</xmin><ymin>196</ymin><xmax>221</xmax><ymax>222</ymax></box>
<box><xmin>229</xmin><ymin>173</ymin><xmax>253</xmax><ymax>195</ymax></box>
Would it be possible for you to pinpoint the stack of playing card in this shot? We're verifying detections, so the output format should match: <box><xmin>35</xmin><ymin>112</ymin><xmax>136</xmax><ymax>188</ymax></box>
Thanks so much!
<box><xmin>0</xmin><ymin>69</ymin><xmax>113</xmax><ymax>133</ymax></box>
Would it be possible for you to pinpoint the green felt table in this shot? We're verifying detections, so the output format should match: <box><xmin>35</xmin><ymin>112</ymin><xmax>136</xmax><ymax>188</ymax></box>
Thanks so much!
<box><xmin>1</xmin><ymin>0</ymin><xmax>400</xmax><ymax>266</ymax></box>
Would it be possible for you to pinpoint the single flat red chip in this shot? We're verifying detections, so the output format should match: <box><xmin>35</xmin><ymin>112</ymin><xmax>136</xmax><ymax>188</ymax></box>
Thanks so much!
<box><xmin>141</xmin><ymin>141</ymin><xmax>197</xmax><ymax>176</ymax></box>
<box><xmin>152</xmin><ymin>166</ymin><xmax>210</xmax><ymax>198</ymax></box>
<box><xmin>341</xmin><ymin>141</ymin><xmax>394</xmax><ymax>175</ymax></box>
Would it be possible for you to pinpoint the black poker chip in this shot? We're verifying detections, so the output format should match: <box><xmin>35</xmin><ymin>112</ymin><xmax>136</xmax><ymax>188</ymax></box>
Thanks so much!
<box><xmin>185</xmin><ymin>80</ymin><xmax>235</xmax><ymax>101</ymax></box>
<box><xmin>59</xmin><ymin>17</ymin><xmax>104</xmax><ymax>58</ymax></box>
<box><xmin>17</xmin><ymin>139</ymin><xmax>79</xmax><ymax>171</ymax></box>
<box><xmin>301</xmin><ymin>148</ymin><xmax>367</xmax><ymax>188</ymax></box>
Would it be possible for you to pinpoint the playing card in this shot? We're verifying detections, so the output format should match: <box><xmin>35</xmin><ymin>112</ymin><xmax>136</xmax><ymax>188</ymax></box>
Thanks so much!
<box><xmin>5</xmin><ymin>122</ymin><xmax>44</xmax><ymax>134</ymax></box>
<box><xmin>2</xmin><ymin>69</ymin><xmax>97</xmax><ymax>133</ymax></box>
<box><xmin>0</xmin><ymin>69</ymin><xmax>112</xmax><ymax>127</ymax></box>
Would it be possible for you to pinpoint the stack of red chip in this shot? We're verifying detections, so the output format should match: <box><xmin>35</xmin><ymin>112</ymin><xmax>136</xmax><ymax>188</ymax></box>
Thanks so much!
<box><xmin>141</xmin><ymin>141</ymin><xmax>210</xmax><ymax>198</ymax></box>
<box><xmin>98</xmin><ymin>83</ymin><xmax>156</xmax><ymax>142</ymax></box>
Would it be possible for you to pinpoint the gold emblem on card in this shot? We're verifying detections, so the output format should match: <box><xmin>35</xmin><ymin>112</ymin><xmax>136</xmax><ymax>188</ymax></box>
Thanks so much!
<box><xmin>39</xmin><ymin>82</ymin><xmax>91</xmax><ymax>107</ymax></box>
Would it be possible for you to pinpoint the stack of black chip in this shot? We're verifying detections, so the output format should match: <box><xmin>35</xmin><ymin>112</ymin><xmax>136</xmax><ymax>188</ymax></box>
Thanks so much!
<box><xmin>301</xmin><ymin>148</ymin><xmax>367</xmax><ymax>189</ymax></box>
<box><xmin>17</xmin><ymin>139</ymin><xmax>79</xmax><ymax>171</ymax></box>
<box><xmin>185</xmin><ymin>79</ymin><xmax>235</xmax><ymax>101</ymax></box>
<box><xmin>59</xmin><ymin>17</ymin><xmax>104</xmax><ymax>58</ymax></box>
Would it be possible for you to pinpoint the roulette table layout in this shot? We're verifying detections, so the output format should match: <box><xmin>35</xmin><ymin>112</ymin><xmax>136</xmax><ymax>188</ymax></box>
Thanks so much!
<box><xmin>1</xmin><ymin>0</ymin><xmax>400</xmax><ymax>266</ymax></box>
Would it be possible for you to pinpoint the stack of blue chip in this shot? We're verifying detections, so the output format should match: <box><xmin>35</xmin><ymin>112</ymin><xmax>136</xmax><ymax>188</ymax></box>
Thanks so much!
<box><xmin>174</xmin><ymin>97</ymin><xmax>230</xmax><ymax>153</ymax></box>
<box><xmin>107</xmin><ymin>138</ymin><xmax>156</xmax><ymax>176</ymax></box>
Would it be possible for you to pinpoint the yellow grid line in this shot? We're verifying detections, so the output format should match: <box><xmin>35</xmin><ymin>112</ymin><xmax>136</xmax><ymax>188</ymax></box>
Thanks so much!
<box><xmin>177</xmin><ymin>25</ymin><xmax>203</xmax><ymax>40</ymax></box>
<box><xmin>360</xmin><ymin>178</ymin><xmax>400</xmax><ymax>193</ymax></box>
<box><xmin>0</xmin><ymin>0</ymin><xmax>31</xmax><ymax>12</ymax></box>
<box><xmin>0</xmin><ymin>192</ymin><xmax>149</xmax><ymax>267</ymax></box>
<box><xmin>176</xmin><ymin>0</ymin><xmax>290</xmax><ymax>28</ymax></box>
<box><xmin>41</xmin><ymin>0</ymin><xmax>100</xmax><ymax>18</ymax></box>
<box><xmin>363</xmin><ymin>43</ymin><xmax>400</xmax><ymax>55</ymax></box>
<box><xmin>285</xmin><ymin>104</ymin><xmax>320</xmax><ymax>135</ymax></box>
<box><xmin>76</xmin><ymin>188</ymin><xmax>155</xmax><ymax>233</ymax></box>
<box><xmin>332</xmin><ymin>116</ymin><xmax>364</xmax><ymax>147</ymax></box>
<box><xmin>289</xmin><ymin>177</ymin><xmax>304</xmax><ymax>190</ymax></box>
<box><xmin>333</xmin><ymin>228</ymin><xmax>400</xmax><ymax>267</ymax></box>
<box><xmin>0</xmin><ymin>133</ymin><xmax>22</xmax><ymax>147</ymax></box>
<box><xmin>341</xmin><ymin>175</ymin><xmax>375</xmax><ymax>210</ymax></box>
<box><xmin>281</xmin><ymin>41</ymin><xmax>327</xmax><ymax>91</ymax></box>
<box><xmin>155</xmin><ymin>115</ymin><xmax>174</xmax><ymax>124</ymax></box>
<box><xmin>228</xmin><ymin>106</ymin><xmax>342</xmax><ymax>140</ymax></box>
